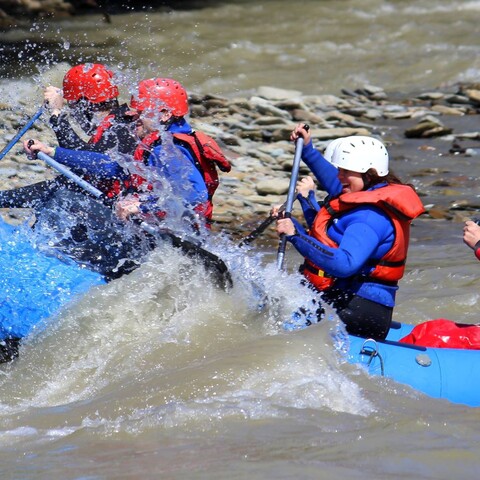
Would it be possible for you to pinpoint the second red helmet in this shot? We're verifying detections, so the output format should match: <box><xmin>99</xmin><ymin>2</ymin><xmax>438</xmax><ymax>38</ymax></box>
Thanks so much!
<box><xmin>63</xmin><ymin>63</ymin><xmax>119</xmax><ymax>103</ymax></box>
<box><xmin>130</xmin><ymin>78</ymin><xmax>189</xmax><ymax>117</ymax></box>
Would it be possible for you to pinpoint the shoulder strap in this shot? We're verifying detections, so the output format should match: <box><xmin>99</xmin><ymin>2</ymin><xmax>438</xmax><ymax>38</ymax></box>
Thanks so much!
<box><xmin>190</xmin><ymin>131</ymin><xmax>232</xmax><ymax>172</ymax></box>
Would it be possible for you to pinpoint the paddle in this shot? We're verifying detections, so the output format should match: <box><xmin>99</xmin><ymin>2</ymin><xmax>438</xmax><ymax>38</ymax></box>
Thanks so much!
<box><xmin>276</xmin><ymin>125</ymin><xmax>308</xmax><ymax>270</ymax></box>
<box><xmin>0</xmin><ymin>107</ymin><xmax>44</xmax><ymax>161</ymax></box>
<box><xmin>36</xmin><ymin>151</ymin><xmax>106</xmax><ymax>199</ymax></box>
<box><xmin>238</xmin><ymin>202</ymin><xmax>286</xmax><ymax>247</ymax></box>
<box><xmin>34</xmin><ymin>150</ymin><xmax>233</xmax><ymax>290</ymax></box>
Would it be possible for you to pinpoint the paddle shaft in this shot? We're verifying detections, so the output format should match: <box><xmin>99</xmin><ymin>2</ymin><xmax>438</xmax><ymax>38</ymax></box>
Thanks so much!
<box><xmin>0</xmin><ymin>108</ymin><xmax>44</xmax><ymax>161</ymax></box>
<box><xmin>276</xmin><ymin>136</ymin><xmax>304</xmax><ymax>270</ymax></box>
<box><xmin>238</xmin><ymin>202</ymin><xmax>286</xmax><ymax>247</ymax></box>
<box><xmin>37</xmin><ymin>151</ymin><xmax>104</xmax><ymax>199</ymax></box>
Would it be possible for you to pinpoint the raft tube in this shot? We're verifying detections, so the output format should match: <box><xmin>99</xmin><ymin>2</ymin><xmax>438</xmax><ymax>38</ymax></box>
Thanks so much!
<box><xmin>0</xmin><ymin>218</ymin><xmax>105</xmax><ymax>340</ymax></box>
<box><xmin>343</xmin><ymin>321</ymin><xmax>480</xmax><ymax>407</ymax></box>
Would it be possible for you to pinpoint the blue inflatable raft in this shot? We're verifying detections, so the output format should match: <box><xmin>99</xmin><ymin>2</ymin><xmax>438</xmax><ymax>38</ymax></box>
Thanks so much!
<box><xmin>0</xmin><ymin>217</ymin><xmax>105</xmax><ymax>342</ymax></box>
<box><xmin>342</xmin><ymin>321</ymin><xmax>480</xmax><ymax>407</ymax></box>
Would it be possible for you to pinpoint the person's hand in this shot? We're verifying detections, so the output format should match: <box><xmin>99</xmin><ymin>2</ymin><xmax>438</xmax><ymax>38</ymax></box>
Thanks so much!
<box><xmin>463</xmin><ymin>220</ymin><xmax>480</xmax><ymax>250</ymax></box>
<box><xmin>270</xmin><ymin>204</ymin><xmax>285</xmax><ymax>218</ymax></box>
<box><xmin>23</xmin><ymin>139</ymin><xmax>54</xmax><ymax>158</ymax></box>
<box><xmin>44</xmin><ymin>86</ymin><xmax>64</xmax><ymax>114</ymax></box>
<box><xmin>276</xmin><ymin>218</ymin><xmax>296</xmax><ymax>236</ymax></box>
<box><xmin>115</xmin><ymin>195</ymin><xmax>141</xmax><ymax>221</ymax></box>
<box><xmin>290</xmin><ymin>123</ymin><xmax>311</xmax><ymax>144</ymax></box>
<box><xmin>296</xmin><ymin>176</ymin><xmax>315</xmax><ymax>198</ymax></box>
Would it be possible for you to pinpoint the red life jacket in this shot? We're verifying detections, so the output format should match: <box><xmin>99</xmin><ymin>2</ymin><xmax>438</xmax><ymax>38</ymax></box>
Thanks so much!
<box><xmin>88</xmin><ymin>113</ymin><xmax>116</xmax><ymax>144</ymax></box>
<box><xmin>303</xmin><ymin>184</ymin><xmax>425</xmax><ymax>291</ymax></box>
<box><xmin>173</xmin><ymin>131</ymin><xmax>232</xmax><ymax>197</ymax></box>
<box><xmin>131</xmin><ymin>130</ymin><xmax>231</xmax><ymax>221</ymax></box>
<box><xmin>87</xmin><ymin>113</ymin><xmax>123</xmax><ymax>198</ymax></box>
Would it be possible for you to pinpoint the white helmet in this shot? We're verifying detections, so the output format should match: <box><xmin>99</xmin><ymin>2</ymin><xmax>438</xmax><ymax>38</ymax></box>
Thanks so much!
<box><xmin>323</xmin><ymin>137</ymin><xmax>343</xmax><ymax>162</ymax></box>
<box><xmin>329</xmin><ymin>136</ymin><xmax>389</xmax><ymax>176</ymax></box>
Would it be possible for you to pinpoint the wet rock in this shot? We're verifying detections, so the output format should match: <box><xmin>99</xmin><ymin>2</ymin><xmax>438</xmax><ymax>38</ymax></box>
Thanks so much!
<box><xmin>426</xmin><ymin>205</ymin><xmax>452</xmax><ymax>220</ymax></box>
<box><xmin>449</xmin><ymin>199</ymin><xmax>480</xmax><ymax>211</ymax></box>
<box><xmin>431</xmin><ymin>105</ymin><xmax>465</xmax><ymax>116</ymax></box>
<box><xmin>291</xmin><ymin>109</ymin><xmax>327</xmax><ymax>125</ymax></box>
<box><xmin>405</xmin><ymin>117</ymin><xmax>453</xmax><ymax>138</ymax></box>
<box><xmin>311</xmin><ymin>127</ymin><xmax>371</xmax><ymax>139</ymax></box>
<box><xmin>417</xmin><ymin>92</ymin><xmax>446</xmax><ymax>101</ymax></box>
<box><xmin>0</xmin><ymin>168</ymin><xmax>20</xmax><ymax>178</ymax></box>
<box><xmin>249</xmin><ymin>97</ymin><xmax>291</xmax><ymax>119</ymax></box>
<box><xmin>445</xmin><ymin>94</ymin><xmax>471</xmax><ymax>105</ymax></box>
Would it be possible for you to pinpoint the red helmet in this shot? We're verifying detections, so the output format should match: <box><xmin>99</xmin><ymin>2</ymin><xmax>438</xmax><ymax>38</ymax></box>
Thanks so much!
<box><xmin>130</xmin><ymin>78</ymin><xmax>189</xmax><ymax>117</ymax></box>
<box><xmin>63</xmin><ymin>63</ymin><xmax>119</xmax><ymax>103</ymax></box>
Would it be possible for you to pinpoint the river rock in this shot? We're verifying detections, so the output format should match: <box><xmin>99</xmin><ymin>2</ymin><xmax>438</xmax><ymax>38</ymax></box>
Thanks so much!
<box><xmin>257</xmin><ymin>86</ymin><xmax>303</xmax><ymax>101</ymax></box>
<box><xmin>465</xmin><ymin>89</ymin><xmax>480</xmax><ymax>105</ymax></box>
<box><xmin>255</xmin><ymin>178</ymin><xmax>290</xmax><ymax>195</ymax></box>
<box><xmin>405</xmin><ymin>117</ymin><xmax>453</xmax><ymax>138</ymax></box>
<box><xmin>310</xmin><ymin>126</ymin><xmax>371</xmax><ymax>139</ymax></box>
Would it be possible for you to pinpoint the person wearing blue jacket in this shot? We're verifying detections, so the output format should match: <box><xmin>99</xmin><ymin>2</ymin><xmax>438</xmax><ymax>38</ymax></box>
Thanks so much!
<box><xmin>24</xmin><ymin>119</ymin><xmax>208</xmax><ymax>217</ymax></box>
<box><xmin>113</xmin><ymin>77</ymin><xmax>229</xmax><ymax>226</ymax></box>
<box><xmin>277</xmin><ymin>125</ymin><xmax>424</xmax><ymax>339</ymax></box>
<box><xmin>113</xmin><ymin>115</ymin><xmax>209</xmax><ymax>223</ymax></box>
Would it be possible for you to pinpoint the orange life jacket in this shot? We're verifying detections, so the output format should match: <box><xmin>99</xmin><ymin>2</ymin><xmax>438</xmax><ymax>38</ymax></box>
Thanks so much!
<box><xmin>303</xmin><ymin>184</ymin><xmax>425</xmax><ymax>291</ymax></box>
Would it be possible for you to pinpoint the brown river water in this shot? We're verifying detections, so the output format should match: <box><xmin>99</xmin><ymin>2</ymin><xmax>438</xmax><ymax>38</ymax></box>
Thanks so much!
<box><xmin>1</xmin><ymin>1</ymin><xmax>480</xmax><ymax>479</ymax></box>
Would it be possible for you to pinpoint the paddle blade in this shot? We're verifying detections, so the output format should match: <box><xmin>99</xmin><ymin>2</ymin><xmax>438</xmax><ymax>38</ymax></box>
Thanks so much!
<box><xmin>143</xmin><ymin>226</ymin><xmax>233</xmax><ymax>291</ymax></box>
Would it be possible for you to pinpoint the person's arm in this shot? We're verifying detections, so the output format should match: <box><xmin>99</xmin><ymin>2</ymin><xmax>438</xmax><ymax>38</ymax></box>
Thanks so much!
<box><xmin>54</xmin><ymin>147</ymin><xmax>125</xmax><ymax>178</ymax></box>
<box><xmin>301</xmin><ymin>141</ymin><xmax>342</xmax><ymax>196</ymax></box>
<box><xmin>463</xmin><ymin>220</ymin><xmax>480</xmax><ymax>261</ymax></box>
<box><xmin>296</xmin><ymin>191</ymin><xmax>320</xmax><ymax>228</ymax></box>
<box><xmin>24</xmin><ymin>139</ymin><xmax>126</xmax><ymax>179</ymax></box>
<box><xmin>43</xmin><ymin>86</ymin><xmax>86</xmax><ymax>150</ymax></box>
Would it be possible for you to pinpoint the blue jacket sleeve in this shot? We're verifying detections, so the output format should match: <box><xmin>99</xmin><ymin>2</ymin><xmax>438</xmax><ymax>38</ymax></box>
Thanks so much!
<box><xmin>301</xmin><ymin>142</ymin><xmax>342</xmax><ymax>196</ymax></box>
<box><xmin>54</xmin><ymin>147</ymin><xmax>125</xmax><ymax>178</ymax></box>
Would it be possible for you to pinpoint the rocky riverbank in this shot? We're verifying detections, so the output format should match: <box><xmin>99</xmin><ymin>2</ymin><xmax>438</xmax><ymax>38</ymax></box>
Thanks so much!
<box><xmin>1</xmin><ymin>82</ymin><xmax>480</xmax><ymax>240</ymax></box>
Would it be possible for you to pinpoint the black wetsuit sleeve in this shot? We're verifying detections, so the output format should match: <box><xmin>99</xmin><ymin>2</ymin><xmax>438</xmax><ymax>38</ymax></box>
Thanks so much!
<box><xmin>50</xmin><ymin>113</ymin><xmax>90</xmax><ymax>150</ymax></box>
